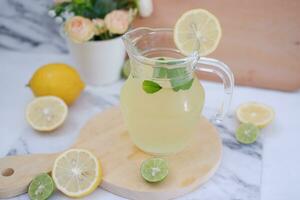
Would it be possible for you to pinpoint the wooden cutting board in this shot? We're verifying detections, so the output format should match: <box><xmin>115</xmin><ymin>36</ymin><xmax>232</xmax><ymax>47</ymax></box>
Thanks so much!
<box><xmin>133</xmin><ymin>0</ymin><xmax>300</xmax><ymax>91</ymax></box>
<box><xmin>0</xmin><ymin>107</ymin><xmax>222</xmax><ymax>199</ymax></box>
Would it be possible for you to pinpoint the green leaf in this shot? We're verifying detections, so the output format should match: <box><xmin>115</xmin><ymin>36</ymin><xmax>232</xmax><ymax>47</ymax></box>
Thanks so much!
<box><xmin>166</xmin><ymin>67</ymin><xmax>193</xmax><ymax>91</ymax></box>
<box><xmin>166</xmin><ymin>67</ymin><xmax>187</xmax><ymax>79</ymax></box>
<box><xmin>165</xmin><ymin>60</ymin><xmax>184</xmax><ymax>65</ymax></box>
<box><xmin>116</xmin><ymin>0</ymin><xmax>138</xmax><ymax>9</ymax></box>
<box><xmin>93</xmin><ymin>0</ymin><xmax>117</xmax><ymax>18</ymax></box>
<box><xmin>153</xmin><ymin>67</ymin><xmax>168</xmax><ymax>78</ymax></box>
<box><xmin>150</xmin><ymin>58</ymin><xmax>193</xmax><ymax>92</ymax></box>
<box><xmin>171</xmin><ymin>78</ymin><xmax>194</xmax><ymax>92</ymax></box>
<box><xmin>143</xmin><ymin>80</ymin><xmax>162</xmax><ymax>94</ymax></box>
<box><xmin>152</xmin><ymin>57</ymin><xmax>168</xmax><ymax>79</ymax></box>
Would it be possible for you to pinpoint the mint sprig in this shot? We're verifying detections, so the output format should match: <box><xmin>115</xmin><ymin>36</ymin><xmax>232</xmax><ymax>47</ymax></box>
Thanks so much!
<box><xmin>142</xmin><ymin>58</ymin><xmax>194</xmax><ymax>94</ymax></box>
<box><xmin>171</xmin><ymin>78</ymin><xmax>194</xmax><ymax>92</ymax></box>
<box><xmin>143</xmin><ymin>80</ymin><xmax>162</xmax><ymax>94</ymax></box>
<box><xmin>153</xmin><ymin>67</ymin><xmax>168</xmax><ymax>78</ymax></box>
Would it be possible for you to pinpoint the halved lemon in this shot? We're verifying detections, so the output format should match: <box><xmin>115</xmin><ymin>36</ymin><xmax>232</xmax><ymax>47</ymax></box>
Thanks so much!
<box><xmin>174</xmin><ymin>9</ymin><xmax>222</xmax><ymax>56</ymax></box>
<box><xmin>52</xmin><ymin>149</ymin><xmax>102</xmax><ymax>198</ymax></box>
<box><xmin>236</xmin><ymin>102</ymin><xmax>275</xmax><ymax>128</ymax></box>
<box><xmin>26</xmin><ymin>96</ymin><xmax>68</xmax><ymax>131</ymax></box>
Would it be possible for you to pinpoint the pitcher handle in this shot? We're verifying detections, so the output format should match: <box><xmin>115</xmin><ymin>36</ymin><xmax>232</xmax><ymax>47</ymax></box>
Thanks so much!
<box><xmin>196</xmin><ymin>57</ymin><xmax>234</xmax><ymax>123</ymax></box>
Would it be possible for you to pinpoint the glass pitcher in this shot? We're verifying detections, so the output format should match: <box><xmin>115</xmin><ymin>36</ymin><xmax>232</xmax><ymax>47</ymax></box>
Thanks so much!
<box><xmin>120</xmin><ymin>28</ymin><xmax>234</xmax><ymax>155</ymax></box>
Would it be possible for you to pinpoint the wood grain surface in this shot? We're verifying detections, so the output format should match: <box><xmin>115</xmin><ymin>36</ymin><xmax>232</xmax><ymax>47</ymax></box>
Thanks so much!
<box><xmin>133</xmin><ymin>0</ymin><xmax>300</xmax><ymax>91</ymax></box>
<box><xmin>0</xmin><ymin>107</ymin><xmax>222</xmax><ymax>199</ymax></box>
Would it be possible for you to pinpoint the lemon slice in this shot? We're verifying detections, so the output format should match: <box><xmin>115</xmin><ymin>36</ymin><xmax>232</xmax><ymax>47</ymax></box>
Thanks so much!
<box><xmin>52</xmin><ymin>149</ymin><xmax>102</xmax><ymax>198</ymax></box>
<box><xmin>174</xmin><ymin>9</ymin><xmax>222</xmax><ymax>56</ymax></box>
<box><xmin>236</xmin><ymin>102</ymin><xmax>275</xmax><ymax>128</ymax></box>
<box><xmin>26</xmin><ymin>96</ymin><xmax>68</xmax><ymax>131</ymax></box>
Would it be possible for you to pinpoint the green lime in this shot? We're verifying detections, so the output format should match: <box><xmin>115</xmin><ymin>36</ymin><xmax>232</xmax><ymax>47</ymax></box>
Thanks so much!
<box><xmin>235</xmin><ymin>123</ymin><xmax>260</xmax><ymax>144</ymax></box>
<box><xmin>140</xmin><ymin>158</ymin><xmax>169</xmax><ymax>182</ymax></box>
<box><xmin>122</xmin><ymin>59</ymin><xmax>131</xmax><ymax>78</ymax></box>
<box><xmin>28</xmin><ymin>173</ymin><xmax>55</xmax><ymax>200</ymax></box>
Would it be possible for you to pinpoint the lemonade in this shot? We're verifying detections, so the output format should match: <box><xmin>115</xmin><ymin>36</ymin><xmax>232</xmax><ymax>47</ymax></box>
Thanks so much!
<box><xmin>121</xmin><ymin>63</ymin><xmax>205</xmax><ymax>154</ymax></box>
<box><xmin>121</xmin><ymin>26</ymin><xmax>233</xmax><ymax>155</ymax></box>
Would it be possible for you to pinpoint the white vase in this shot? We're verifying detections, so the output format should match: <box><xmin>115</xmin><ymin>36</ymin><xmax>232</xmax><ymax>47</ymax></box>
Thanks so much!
<box><xmin>68</xmin><ymin>36</ymin><xmax>126</xmax><ymax>86</ymax></box>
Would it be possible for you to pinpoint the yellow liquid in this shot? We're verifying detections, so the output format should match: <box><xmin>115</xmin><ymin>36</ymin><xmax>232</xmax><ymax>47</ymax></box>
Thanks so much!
<box><xmin>121</xmin><ymin>74</ymin><xmax>205</xmax><ymax>155</ymax></box>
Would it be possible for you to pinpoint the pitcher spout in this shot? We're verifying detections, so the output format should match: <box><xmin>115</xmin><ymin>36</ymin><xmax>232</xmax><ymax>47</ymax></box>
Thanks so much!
<box><xmin>122</xmin><ymin>27</ymin><xmax>153</xmax><ymax>57</ymax></box>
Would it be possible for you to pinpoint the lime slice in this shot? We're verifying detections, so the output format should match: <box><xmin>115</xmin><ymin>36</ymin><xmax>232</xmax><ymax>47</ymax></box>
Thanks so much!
<box><xmin>236</xmin><ymin>102</ymin><xmax>275</xmax><ymax>128</ymax></box>
<box><xmin>235</xmin><ymin>123</ymin><xmax>260</xmax><ymax>144</ymax></box>
<box><xmin>174</xmin><ymin>9</ymin><xmax>222</xmax><ymax>56</ymax></box>
<box><xmin>122</xmin><ymin>59</ymin><xmax>131</xmax><ymax>78</ymax></box>
<box><xmin>28</xmin><ymin>173</ymin><xmax>55</xmax><ymax>200</ymax></box>
<box><xmin>140</xmin><ymin>158</ymin><xmax>168</xmax><ymax>182</ymax></box>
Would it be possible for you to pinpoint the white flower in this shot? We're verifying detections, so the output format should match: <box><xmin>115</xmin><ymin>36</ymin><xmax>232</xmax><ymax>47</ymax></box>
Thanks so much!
<box><xmin>92</xmin><ymin>19</ymin><xmax>107</xmax><ymax>35</ymax></box>
<box><xmin>64</xmin><ymin>16</ymin><xmax>95</xmax><ymax>43</ymax></box>
<box><xmin>55</xmin><ymin>16</ymin><xmax>63</xmax><ymax>24</ymax></box>
<box><xmin>128</xmin><ymin>8</ymin><xmax>138</xmax><ymax>23</ymax></box>
<box><xmin>48</xmin><ymin>10</ymin><xmax>56</xmax><ymax>18</ymax></box>
<box><xmin>61</xmin><ymin>11</ymin><xmax>74</xmax><ymax>20</ymax></box>
<box><xmin>138</xmin><ymin>0</ymin><xmax>153</xmax><ymax>17</ymax></box>
<box><xmin>104</xmin><ymin>10</ymin><xmax>130</xmax><ymax>34</ymax></box>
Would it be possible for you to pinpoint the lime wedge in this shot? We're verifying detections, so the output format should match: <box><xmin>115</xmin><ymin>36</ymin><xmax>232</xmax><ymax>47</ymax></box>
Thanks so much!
<box><xmin>122</xmin><ymin>59</ymin><xmax>131</xmax><ymax>78</ymax></box>
<box><xmin>235</xmin><ymin>123</ymin><xmax>260</xmax><ymax>144</ymax></box>
<box><xmin>28</xmin><ymin>173</ymin><xmax>55</xmax><ymax>200</ymax></box>
<box><xmin>140</xmin><ymin>158</ymin><xmax>168</xmax><ymax>182</ymax></box>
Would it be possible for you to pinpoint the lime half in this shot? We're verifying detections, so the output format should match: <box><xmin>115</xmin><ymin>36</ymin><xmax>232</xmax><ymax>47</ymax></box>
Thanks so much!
<box><xmin>140</xmin><ymin>158</ymin><xmax>169</xmax><ymax>182</ymax></box>
<box><xmin>235</xmin><ymin>123</ymin><xmax>260</xmax><ymax>144</ymax></box>
<box><xmin>28</xmin><ymin>173</ymin><xmax>55</xmax><ymax>200</ymax></box>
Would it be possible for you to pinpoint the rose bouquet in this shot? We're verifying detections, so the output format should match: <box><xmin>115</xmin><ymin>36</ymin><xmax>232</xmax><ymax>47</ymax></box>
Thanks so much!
<box><xmin>49</xmin><ymin>0</ymin><xmax>140</xmax><ymax>43</ymax></box>
<box><xmin>48</xmin><ymin>0</ymin><xmax>153</xmax><ymax>85</ymax></box>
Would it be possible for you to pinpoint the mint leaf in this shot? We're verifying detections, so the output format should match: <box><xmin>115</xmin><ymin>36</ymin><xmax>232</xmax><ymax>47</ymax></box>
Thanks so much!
<box><xmin>153</xmin><ymin>67</ymin><xmax>168</xmax><ymax>78</ymax></box>
<box><xmin>153</xmin><ymin>58</ymin><xmax>167</xmax><ymax>78</ymax></box>
<box><xmin>170</xmin><ymin>78</ymin><xmax>194</xmax><ymax>92</ymax></box>
<box><xmin>180</xmin><ymin>78</ymin><xmax>194</xmax><ymax>90</ymax></box>
<box><xmin>165</xmin><ymin>60</ymin><xmax>184</xmax><ymax>65</ymax></box>
<box><xmin>167</xmin><ymin>67</ymin><xmax>193</xmax><ymax>91</ymax></box>
<box><xmin>166</xmin><ymin>68</ymin><xmax>187</xmax><ymax>79</ymax></box>
<box><xmin>143</xmin><ymin>80</ymin><xmax>162</xmax><ymax>94</ymax></box>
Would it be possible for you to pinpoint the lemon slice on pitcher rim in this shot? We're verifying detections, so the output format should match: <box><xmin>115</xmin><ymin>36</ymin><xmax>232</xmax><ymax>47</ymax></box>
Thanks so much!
<box><xmin>236</xmin><ymin>102</ymin><xmax>275</xmax><ymax>128</ymax></box>
<box><xmin>26</xmin><ymin>96</ymin><xmax>68</xmax><ymax>131</ymax></box>
<box><xmin>52</xmin><ymin>149</ymin><xmax>102</xmax><ymax>198</ymax></box>
<box><xmin>174</xmin><ymin>9</ymin><xmax>222</xmax><ymax>56</ymax></box>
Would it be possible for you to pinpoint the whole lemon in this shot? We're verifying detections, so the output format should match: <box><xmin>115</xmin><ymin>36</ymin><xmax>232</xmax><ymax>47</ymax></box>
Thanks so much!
<box><xmin>28</xmin><ymin>63</ymin><xmax>85</xmax><ymax>105</ymax></box>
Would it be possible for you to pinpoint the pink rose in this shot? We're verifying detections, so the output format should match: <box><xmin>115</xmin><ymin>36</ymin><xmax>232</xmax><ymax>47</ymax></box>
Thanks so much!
<box><xmin>104</xmin><ymin>10</ymin><xmax>130</xmax><ymax>34</ymax></box>
<box><xmin>92</xmin><ymin>19</ymin><xmax>107</xmax><ymax>35</ymax></box>
<box><xmin>64</xmin><ymin>16</ymin><xmax>95</xmax><ymax>43</ymax></box>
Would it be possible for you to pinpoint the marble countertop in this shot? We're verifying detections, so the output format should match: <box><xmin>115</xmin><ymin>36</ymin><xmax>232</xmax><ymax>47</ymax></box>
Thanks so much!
<box><xmin>0</xmin><ymin>0</ymin><xmax>300</xmax><ymax>199</ymax></box>
<box><xmin>1</xmin><ymin>52</ymin><xmax>300</xmax><ymax>200</ymax></box>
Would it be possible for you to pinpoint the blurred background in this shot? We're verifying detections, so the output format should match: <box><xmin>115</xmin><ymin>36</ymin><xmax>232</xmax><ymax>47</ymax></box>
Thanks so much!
<box><xmin>1</xmin><ymin>0</ymin><xmax>299</xmax><ymax>91</ymax></box>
